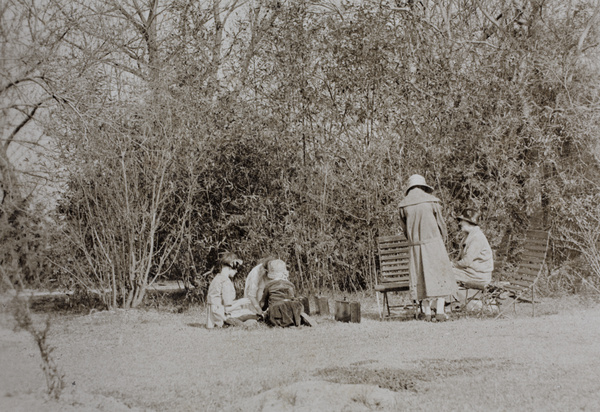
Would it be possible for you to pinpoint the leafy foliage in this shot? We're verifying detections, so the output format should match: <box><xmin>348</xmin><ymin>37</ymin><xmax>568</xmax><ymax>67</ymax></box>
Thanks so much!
<box><xmin>4</xmin><ymin>0</ymin><xmax>600</xmax><ymax>305</ymax></box>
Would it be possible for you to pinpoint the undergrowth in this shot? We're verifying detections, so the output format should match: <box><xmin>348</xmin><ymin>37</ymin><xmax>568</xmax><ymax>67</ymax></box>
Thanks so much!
<box><xmin>10</xmin><ymin>297</ymin><xmax>65</xmax><ymax>399</ymax></box>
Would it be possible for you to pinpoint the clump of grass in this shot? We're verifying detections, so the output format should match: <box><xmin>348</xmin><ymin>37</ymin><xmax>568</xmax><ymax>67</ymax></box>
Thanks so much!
<box><xmin>276</xmin><ymin>388</ymin><xmax>298</xmax><ymax>406</ymax></box>
<box><xmin>349</xmin><ymin>386</ymin><xmax>371</xmax><ymax>407</ymax></box>
<box><xmin>11</xmin><ymin>297</ymin><xmax>65</xmax><ymax>399</ymax></box>
<box><xmin>316</xmin><ymin>358</ymin><xmax>515</xmax><ymax>393</ymax></box>
<box><xmin>315</xmin><ymin>366</ymin><xmax>424</xmax><ymax>392</ymax></box>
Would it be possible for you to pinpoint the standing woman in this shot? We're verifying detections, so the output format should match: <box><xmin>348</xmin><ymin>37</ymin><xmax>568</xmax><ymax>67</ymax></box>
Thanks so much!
<box><xmin>399</xmin><ymin>174</ymin><xmax>457</xmax><ymax>321</ymax></box>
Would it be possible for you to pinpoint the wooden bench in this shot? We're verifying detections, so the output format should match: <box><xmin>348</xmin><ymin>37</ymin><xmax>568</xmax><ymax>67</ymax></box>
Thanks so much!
<box><xmin>375</xmin><ymin>234</ymin><xmax>412</xmax><ymax>319</ymax></box>
<box><xmin>496</xmin><ymin>229</ymin><xmax>550</xmax><ymax>318</ymax></box>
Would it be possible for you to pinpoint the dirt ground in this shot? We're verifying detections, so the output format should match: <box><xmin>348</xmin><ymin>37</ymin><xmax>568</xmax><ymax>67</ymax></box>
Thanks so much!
<box><xmin>1</xmin><ymin>294</ymin><xmax>600</xmax><ymax>411</ymax></box>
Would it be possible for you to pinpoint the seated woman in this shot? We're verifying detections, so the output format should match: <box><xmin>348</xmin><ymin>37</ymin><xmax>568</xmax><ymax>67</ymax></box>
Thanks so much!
<box><xmin>259</xmin><ymin>259</ymin><xmax>304</xmax><ymax>327</ymax></box>
<box><xmin>206</xmin><ymin>252</ymin><xmax>256</xmax><ymax>328</ymax></box>
<box><xmin>452</xmin><ymin>209</ymin><xmax>494</xmax><ymax>302</ymax></box>
<box><xmin>243</xmin><ymin>256</ymin><xmax>275</xmax><ymax>316</ymax></box>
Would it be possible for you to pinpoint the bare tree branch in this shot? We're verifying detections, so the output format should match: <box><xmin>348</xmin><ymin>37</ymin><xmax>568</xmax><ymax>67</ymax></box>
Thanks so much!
<box><xmin>473</xmin><ymin>0</ymin><xmax>505</xmax><ymax>38</ymax></box>
<box><xmin>577</xmin><ymin>2</ymin><xmax>600</xmax><ymax>54</ymax></box>
<box><xmin>4</xmin><ymin>100</ymin><xmax>45</xmax><ymax>151</ymax></box>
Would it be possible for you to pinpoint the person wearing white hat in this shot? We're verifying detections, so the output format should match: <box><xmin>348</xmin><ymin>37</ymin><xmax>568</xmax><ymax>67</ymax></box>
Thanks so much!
<box><xmin>399</xmin><ymin>174</ymin><xmax>457</xmax><ymax>322</ymax></box>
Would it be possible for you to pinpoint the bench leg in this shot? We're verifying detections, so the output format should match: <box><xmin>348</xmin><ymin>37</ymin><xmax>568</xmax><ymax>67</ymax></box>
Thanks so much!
<box><xmin>532</xmin><ymin>286</ymin><xmax>535</xmax><ymax>317</ymax></box>
<box><xmin>460</xmin><ymin>288</ymin><xmax>483</xmax><ymax>313</ymax></box>
<box><xmin>384</xmin><ymin>292</ymin><xmax>391</xmax><ymax>317</ymax></box>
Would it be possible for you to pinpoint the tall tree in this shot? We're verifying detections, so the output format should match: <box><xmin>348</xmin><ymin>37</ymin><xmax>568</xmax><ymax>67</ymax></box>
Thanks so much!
<box><xmin>0</xmin><ymin>0</ymin><xmax>70</xmax><ymax>213</ymax></box>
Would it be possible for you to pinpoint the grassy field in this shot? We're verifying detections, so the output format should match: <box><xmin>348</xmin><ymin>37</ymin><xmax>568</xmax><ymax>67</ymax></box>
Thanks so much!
<box><xmin>1</xmin><ymin>294</ymin><xmax>600</xmax><ymax>411</ymax></box>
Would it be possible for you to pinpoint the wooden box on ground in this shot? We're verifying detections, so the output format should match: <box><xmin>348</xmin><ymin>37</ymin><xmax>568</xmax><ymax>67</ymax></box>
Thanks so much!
<box><xmin>298</xmin><ymin>296</ymin><xmax>310</xmax><ymax>315</ymax></box>
<box><xmin>316</xmin><ymin>296</ymin><xmax>330</xmax><ymax>316</ymax></box>
<box><xmin>334</xmin><ymin>299</ymin><xmax>361</xmax><ymax>323</ymax></box>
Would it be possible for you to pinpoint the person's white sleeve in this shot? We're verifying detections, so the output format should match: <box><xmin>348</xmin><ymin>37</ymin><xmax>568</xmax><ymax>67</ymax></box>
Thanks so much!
<box><xmin>245</xmin><ymin>265</ymin><xmax>261</xmax><ymax>298</ymax></box>
<box><xmin>222</xmin><ymin>280</ymin><xmax>236</xmax><ymax>307</ymax></box>
<box><xmin>207</xmin><ymin>278</ymin><xmax>223</xmax><ymax>306</ymax></box>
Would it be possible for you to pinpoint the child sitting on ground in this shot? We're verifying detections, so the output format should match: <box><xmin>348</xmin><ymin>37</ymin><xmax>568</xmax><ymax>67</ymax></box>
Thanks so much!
<box><xmin>206</xmin><ymin>252</ymin><xmax>256</xmax><ymax>328</ymax></box>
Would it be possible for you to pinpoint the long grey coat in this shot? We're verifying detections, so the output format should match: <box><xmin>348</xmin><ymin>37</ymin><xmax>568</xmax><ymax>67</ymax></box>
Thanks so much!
<box><xmin>453</xmin><ymin>226</ymin><xmax>494</xmax><ymax>284</ymax></box>
<box><xmin>399</xmin><ymin>188</ymin><xmax>457</xmax><ymax>300</ymax></box>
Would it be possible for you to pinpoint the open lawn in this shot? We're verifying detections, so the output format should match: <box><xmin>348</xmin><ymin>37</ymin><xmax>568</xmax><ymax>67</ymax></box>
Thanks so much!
<box><xmin>1</xmin><ymin>294</ymin><xmax>600</xmax><ymax>411</ymax></box>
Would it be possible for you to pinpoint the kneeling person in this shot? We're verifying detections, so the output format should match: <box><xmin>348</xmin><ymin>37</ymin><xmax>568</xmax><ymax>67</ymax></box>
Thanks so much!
<box><xmin>260</xmin><ymin>259</ymin><xmax>304</xmax><ymax>327</ymax></box>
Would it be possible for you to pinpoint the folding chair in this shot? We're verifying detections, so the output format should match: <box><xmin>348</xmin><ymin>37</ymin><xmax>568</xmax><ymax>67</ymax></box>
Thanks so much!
<box><xmin>496</xmin><ymin>229</ymin><xmax>550</xmax><ymax>318</ymax></box>
<box><xmin>456</xmin><ymin>280</ymin><xmax>507</xmax><ymax>316</ymax></box>
<box><xmin>375</xmin><ymin>234</ymin><xmax>414</xmax><ymax>319</ymax></box>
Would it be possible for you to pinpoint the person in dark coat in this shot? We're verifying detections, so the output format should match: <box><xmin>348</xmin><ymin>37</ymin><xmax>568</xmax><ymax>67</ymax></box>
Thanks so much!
<box><xmin>260</xmin><ymin>259</ymin><xmax>304</xmax><ymax>327</ymax></box>
<box><xmin>399</xmin><ymin>174</ymin><xmax>457</xmax><ymax>322</ymax></box>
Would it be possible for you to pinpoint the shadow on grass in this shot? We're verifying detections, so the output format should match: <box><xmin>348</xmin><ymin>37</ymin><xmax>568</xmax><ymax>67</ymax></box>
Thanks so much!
<box><xmin>187</xmin><ymin>323</ymin><xmax>205</xmax><ymax>328</ymax></box>
<box><xmin>314</xmin><ymin>357</ymin><xmax>514</xmax><ymax>393</ymax></box>
<box><xmin>29</xmin><ymin>294</ymin><xmax>106</xmax><ymax>315</ymax></box>
<box><xmin>361</xmin><ymin>310</ymin><xmax>416</xmax><ymax>322</ymax></box>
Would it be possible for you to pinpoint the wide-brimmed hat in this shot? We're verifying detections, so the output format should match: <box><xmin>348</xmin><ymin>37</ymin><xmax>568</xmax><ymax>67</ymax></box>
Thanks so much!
<box><xmin>405</xmin><ymin>174</ymin><xmax>433</xmax><ymax>195</ymax></box>
<box><xmin>457</xmin><ymin>209</ymin><xmax>480</xmax><ymax>226</ymax></box>
<box><xmin>267</xmin><ymin>259</ymin><xmax>289</xmax><ymax>280</ymax></box>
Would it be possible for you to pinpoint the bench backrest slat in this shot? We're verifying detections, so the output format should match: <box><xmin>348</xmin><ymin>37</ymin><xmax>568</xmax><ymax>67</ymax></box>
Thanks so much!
<box><xmin>507</xmin><ymin>279</ymin><xmax>536</xmax><ymax>288</ymax></box>
<box><xmin>516</xmin><ymin>267</ymin><xmax>543</xmax><ymax>277</ymax></box>
<box><xmin>380</xmin><ymin>277</ymin><xmax>410</xmax><ymax>284</ymax></box>
<box><xmin>377</xmin><ymin>234</ymin><xmax>410</xmax><ymax>285</ymax></box>
<box><xmin>512</xmin><ymin>273</ymin><xmax>538</xmax><ymax>282</ymax></box>
<box><xmin>504</xmin><ymin>230</ymin><xmax>549</xmax><ymax>288</ymax></box>
<box><xmin>525</xmin><ymin>230</ymin><xmax>549</xmax><ymax>239</ymax></box>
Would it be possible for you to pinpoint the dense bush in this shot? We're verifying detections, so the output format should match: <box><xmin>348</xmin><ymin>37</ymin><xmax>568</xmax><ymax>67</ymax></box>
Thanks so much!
<box><xmin>0</xmin><ymin>201</ymin><xmax>59</xmax><ymax>293</ymax></box>
<box><xmin>5</xmin><ymin>0</ymin><xmax>599</xmax><ymax>306</ymax></box>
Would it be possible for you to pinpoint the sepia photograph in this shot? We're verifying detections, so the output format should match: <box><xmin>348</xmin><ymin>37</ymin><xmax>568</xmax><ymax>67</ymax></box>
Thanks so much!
<box><xmin>1</xmin><ymin>0</ymin><xmax>600</xmax><ymax>410</ymax></box>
